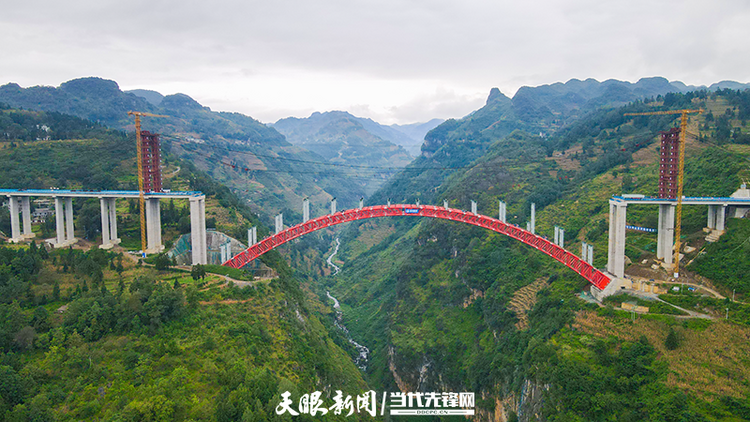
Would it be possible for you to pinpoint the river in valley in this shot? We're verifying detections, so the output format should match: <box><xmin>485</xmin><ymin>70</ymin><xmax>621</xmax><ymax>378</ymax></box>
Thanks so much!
<box><xmin>326</xmin><ymin>291</ymin><xmax>369</xmax><ymax>370</ymax></box>
<box><xmin>325</xmin><ymin>238</ymin><xmax>369</xmax><ymax>370</ymax></box>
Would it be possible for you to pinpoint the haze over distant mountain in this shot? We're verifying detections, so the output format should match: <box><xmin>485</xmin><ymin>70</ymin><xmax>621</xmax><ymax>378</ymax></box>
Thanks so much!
<box><xmin>274</xmin><ymin>111</ymin><xmax>443</xmax><ymax>158</ymax></box>
<box><xmin>420</xmin><ymin>76</ymin><xmax>750</xmax><ymax>159</ymax></box>
<box><xmin>504</xmin><ymin>77</ymin><xmax>750</xmax><ymax>130</ymax></box>
<box><xmin>0</xmin><ymin>77</ymin><xmax>373</xmax><ymax>216</ymax></box>
<box><xmin>126</xmin><ymin>89</ymin><xmax>164</xmax><ymax>106</ymax></box>
<box><xmin>0</xmin><ymin>78</ymin><xmax>285</xmax><ymax>145</ymax></box>
<box><xmin>272</xmin><ymin>111</ymin><xmax>412</xmax><ymax>164</ymax></box>
<box><xmin>389</xmin><ymin>119</ymin><xmax>445</xmax><ymax>155</ymax></box>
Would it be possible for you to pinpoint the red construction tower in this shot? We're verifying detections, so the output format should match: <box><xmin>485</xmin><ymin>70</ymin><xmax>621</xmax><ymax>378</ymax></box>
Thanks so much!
<box><xmin>658</xmin><ymin>127</ymin><xmax>680</xmax><ymax>199</ymax></box>
<box><xmin>140</xmin><ymin>131</ymin><xmax>162</xmax><ymax>192</ymax></box>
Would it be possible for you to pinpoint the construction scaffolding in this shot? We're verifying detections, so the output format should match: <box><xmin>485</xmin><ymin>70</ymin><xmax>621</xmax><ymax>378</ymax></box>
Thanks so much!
<box><xmin>140</xmin><ymin>131</ymin><xmax>162</xmax><ymax>193</ymax></box>
<box><xmin>658</xmin><ymin>127</ymin><xmax>680</xmax><ymax>199</ymax></box>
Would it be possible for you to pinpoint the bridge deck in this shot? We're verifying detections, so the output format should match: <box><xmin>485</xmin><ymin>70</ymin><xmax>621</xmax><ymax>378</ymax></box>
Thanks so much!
<box><xmin>1</xmin><ymin>189</ymin><xmax>203</xmax><ymax>199</ymax></box>
<box><xmin>613</xmin><ymin>195</ymin><xmax>750</xmax><ymax>205</ymax></box>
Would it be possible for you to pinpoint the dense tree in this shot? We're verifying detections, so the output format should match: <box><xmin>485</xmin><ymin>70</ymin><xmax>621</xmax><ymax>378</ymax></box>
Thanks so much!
<box><xmin>154</xmin><ymin>253</ymin><xmax>171</xmax><ymax>271</ymax></box>
<box><xmin>191</xmin><ymin>264</ymin><xmax>206</xmax><ymax>281</ymax></box>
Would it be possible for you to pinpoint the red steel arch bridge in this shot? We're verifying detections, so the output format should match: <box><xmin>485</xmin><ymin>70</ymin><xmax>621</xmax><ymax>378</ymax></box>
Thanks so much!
<box><xmin>223</xmin><ymin>204</ymin><xmax>612</xmax><ymax>290</ymax></box>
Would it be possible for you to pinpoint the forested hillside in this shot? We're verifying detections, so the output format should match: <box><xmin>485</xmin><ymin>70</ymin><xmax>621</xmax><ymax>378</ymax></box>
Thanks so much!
<box><xmin>0</xmin><ymin>107</ymin><xmax>369</xmax><ymax>420</ymax></box>
<box><xmin>321</xmin><ymin>88</ymin><xmax>750</xmax><ymax>421</ymax></box>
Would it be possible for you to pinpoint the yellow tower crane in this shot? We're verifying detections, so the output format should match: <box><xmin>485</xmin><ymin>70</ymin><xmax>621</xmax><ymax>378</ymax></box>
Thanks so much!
<box><xmin>624</xmin><ymin>108</ymin><xmax>703</xmax><ymax>278</ymax></box>
<box><xmin>127</xmin><ymin>111</ymin><xmax>168</xmax><ymax>258</ymax></box>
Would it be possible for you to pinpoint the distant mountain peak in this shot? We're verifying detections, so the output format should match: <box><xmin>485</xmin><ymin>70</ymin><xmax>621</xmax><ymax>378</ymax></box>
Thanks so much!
<box><xmin>1</xmin><ymin>82</ymin><xmax>22</xmax><ymax>91</ymax></box>
<box><xmin>161</xmin><ymin>93</ymin><xmax>207</xmax><ymax>111</ymax></box>
<box><xmin>126</xmin><ymin>89</ymin><xmax>164</xmax><ymax>106</ymax></box>
<box><xmin>487</xmin><ymin>87</ymin><xmax>510</xmax><ymax>105</ymax></box>
<box><xmin>59</xmin><ymin>77</ymin><xmax>122</xmax><ymax>98</ymax></box>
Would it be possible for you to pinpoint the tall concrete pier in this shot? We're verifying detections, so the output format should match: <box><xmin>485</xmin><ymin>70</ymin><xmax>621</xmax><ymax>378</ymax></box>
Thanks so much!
<box><xmin>99</xmin><ymin>197</ymin><xmax>120</xmax><ymax>249</ymax></box>
<box><xmin>607</xmin><ymin>200</ymin><xmax>627</xmax><ymax>278</ymax></box>
<box><xmin>146</xmin><ymin>198</ymin><xmax>163</xmax><ymax>253</ymax></box>
<box><xmin>706</xmin><ymin>205</ymin><xmax>727</xmax><ymax>231</ymax></box>
<box><xmin>656</xmin><ymin>204</ymin><xmax>675</xmax><ymax>264</ymax></box>
<box><xmin>189</xmin><ymin>195</ymin><xmax>207</xmax><ymax>265</ymax></box>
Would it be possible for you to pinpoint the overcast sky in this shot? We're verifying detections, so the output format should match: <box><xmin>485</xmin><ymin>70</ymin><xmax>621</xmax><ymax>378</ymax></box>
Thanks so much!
<box><xmin>2</xmin><ymin>0</ymin><xmax>749</xmax><ymax>124</ymax></box>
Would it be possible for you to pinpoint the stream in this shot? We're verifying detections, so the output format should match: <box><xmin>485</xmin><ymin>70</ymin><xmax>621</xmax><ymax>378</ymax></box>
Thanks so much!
<box><xmin>327</xmin><ymin>291</ymin><xmax>370</xmax><ymax>370</ymax></box>
<box><xmin>325</xmin><ymin>238</ymin><xmax>369</xmax><ymax>370</ymax></box>
<box><xmin>326</xmin><ymin>238</ymin><xmax>341</xmax><ymax>275</ymax></box>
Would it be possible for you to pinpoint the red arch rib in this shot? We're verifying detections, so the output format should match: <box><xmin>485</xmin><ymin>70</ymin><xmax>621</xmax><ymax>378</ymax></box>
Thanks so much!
<box><xmin>223</xmin><ymin>205</ymin><xmax>611</xmax><ymax>290</ymax></box>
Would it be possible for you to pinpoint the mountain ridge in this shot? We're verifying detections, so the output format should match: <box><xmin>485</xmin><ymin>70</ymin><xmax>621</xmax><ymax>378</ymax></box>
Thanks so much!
<box><xmin>0</xmin><ymin>77</ymin><xmax>373</xmax><ymax>217</ymax></box>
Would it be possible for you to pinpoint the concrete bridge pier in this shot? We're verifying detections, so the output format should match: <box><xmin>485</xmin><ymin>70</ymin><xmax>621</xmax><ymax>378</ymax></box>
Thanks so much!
<box><xmin>8</xmin><ymin>197</ymin><xmax>21</xmax><ymax>242</ymax></box>
<box><xmin>554</xmin><ymin>226</ymin><xmax>565</xmax><ymax>247</ymax></box>
<box><xmin>607</xmin><ymin>201</ymin><xmax>627</xmax><ymax>278</ymax></box>
<box><xmin>99</xmin><ymin>198</ymin><xmax>120</xmax><ymax>249</ymax></box>
<box><xmin>108</xmin><ymin>198</ymin><xmax>118</xmax><ymax>244</ymax></box>
<box><xmin>657</xmin><ymin>204</ymin><xmax>675</xmax><ymax>264</ymax></box>
<box><xmin>707</xmin><ymin>205</ymin><xmax>717</xmax><ymax>229</ymax></box>
<box><xmin>581</xmin><ymin>242</ymin><xmax>593</xmax><ymax>264</ymax></box>
<box><xmin>52</xmin><ymin>196</ymin><xmax>76</xmax><ymax>248</ymax></box>
<box><xmin>559</xmin><ymin>227</ymin><xmax>565</xmax><ymax>247</ymax></box>
<box><xmin>190</xmin><ymin>195</ymin><xmax>207</xmax><ymax>265</ymax></box>
<box><xmin>54</xmin><ymin>198</ymin><xmax>65</xmax><ymax>246</ymax></box>
<box><xmin>100</xmin><ymin>198</ymin><xmax>110</xmax><ymax>248</ymax></box>
<box><xmin>65</xmin><ymin>198</ymin><xmax>74</xmax><ymax>244</ymax></box>
<box><xmin>7</xmin><ymin>196</ymin><xmax>35</xmax><ymax>243</ymax></box>
<box><xmin>530</xmin><ymin>203</ymin><xmax>536</xmax><ymax>234</ymax></box>
<box><xmin>707</xmin><ymin>205</ymin><xmax>727</xmax><ymax>231</ymax></box>
<box><xmin>21</xmin><ymin>197</ymin><xmax>33</xmax><ymax>239</ymax></box>
<box><xmin>498</xmin><ymin>200</ymin><xmax>506</xmax><ymax>223</ymax></box>
<box><xmin>275</xmin><ymin>214</ymin><xmax>283</xmax><ymax>234</ymax></box>
<box><xmin>247</xmin><ymin>226</ymin><xmax>257</xmax><ymax>246</ymax></box>
<box><xmin>303</xmin><ymin>198</ymin><xmax>310</xmax><ymax>222</ymax></box>
<box><xmin>220</xmin><ymin>242</ymin><xmax>232</xmax><ymax>263</ymax></box>
<box><xmin>716</xmin><ymin>205</ymin><xmax>726</xmax><ymax>231</ymax></box>
<box><xmin>145</xmin><ymin>198</ymin><xmax>163</xmax><ymax>253</ymax></box>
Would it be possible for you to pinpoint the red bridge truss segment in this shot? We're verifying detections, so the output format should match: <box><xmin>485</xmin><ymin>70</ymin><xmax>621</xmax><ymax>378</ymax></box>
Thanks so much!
<box><xmin>223</xmin><ymin>205</ymin><xmax>611</xmax><ymax>290</ymax></box>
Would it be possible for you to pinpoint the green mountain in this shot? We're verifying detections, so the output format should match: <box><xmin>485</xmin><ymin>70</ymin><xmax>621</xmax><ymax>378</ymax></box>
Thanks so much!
<box><xmin>319</xmin><ymin>88</ymin><xmax>750</xmax><ymax>421</ymax></box>
<box><xmin>0</xmin><ymin>78</ymin><xmax>284</xmax><ymax>145</ymax></box>
<box><xmin>272</xmin><ymin>111</ymin><xmax>413</xmax><ymax>194</ymax></box>
<box><xmin>0</xmin><ymin>77</ymin><xmax>370</xmax><ymax>220</ymax></box>
<box><xmin>0</xmin><ymin>106</ymin><xmax>370</xmax><ymax>421</ymax></box>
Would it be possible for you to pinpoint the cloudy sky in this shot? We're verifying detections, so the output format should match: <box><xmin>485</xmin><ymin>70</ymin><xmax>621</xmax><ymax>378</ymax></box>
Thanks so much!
<box><xmin>2</xmin><ymin>0</ymin><xmax>749</xmax><ymax>124</ymax></box>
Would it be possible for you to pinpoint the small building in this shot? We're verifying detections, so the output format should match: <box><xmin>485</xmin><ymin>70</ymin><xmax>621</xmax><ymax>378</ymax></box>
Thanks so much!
<box><xmin>621</xmin><ymin>302</ymin><xmax>649</xmax><ymax>313</ymax></box>
<box><xmin>32</xmin><ymin>207</ymin><xmax>54</xmax><ymax>222</ymax></box>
